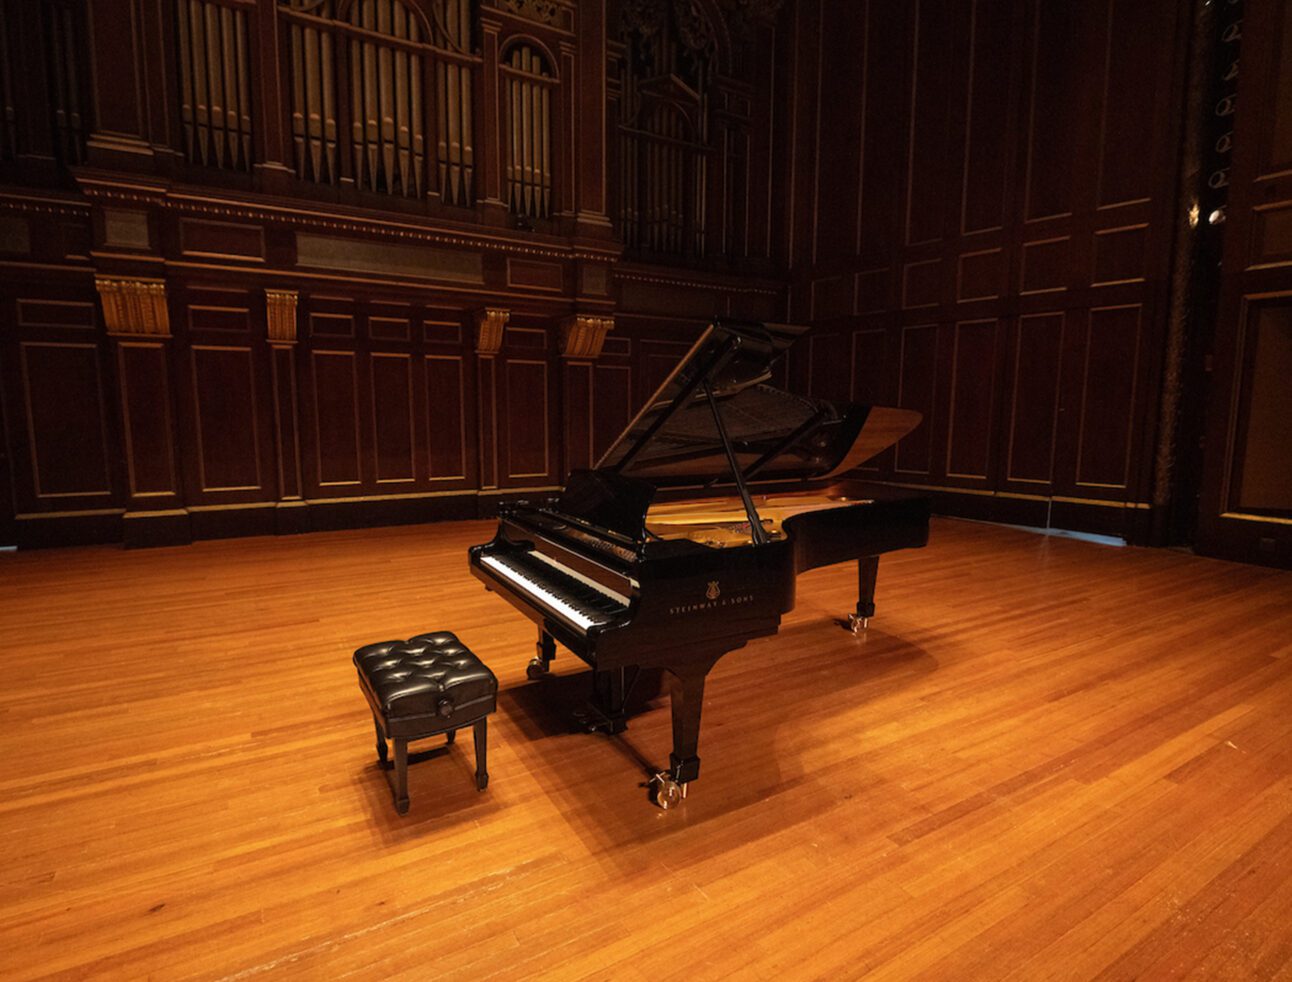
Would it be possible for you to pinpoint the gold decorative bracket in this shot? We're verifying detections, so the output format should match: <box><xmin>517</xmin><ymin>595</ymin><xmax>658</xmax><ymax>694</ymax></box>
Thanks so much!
<box><xmin>475</xmin><ymin>307</ymin><xmax>510</xmax><ymax>355</ymax></box>
<box><xmin>266</xmin><ymin>289</ymin><xmax>299</xmax><ymax>345</ymax></box>
<box><xmin>95</xmin><ymin>277</ymin><xmax>170</xmax><ymax>338</ymax></box>
<box><xmin>560</xmin><ymin>314</ymin><xmax>614</xmax><ymax>360</ymax></box>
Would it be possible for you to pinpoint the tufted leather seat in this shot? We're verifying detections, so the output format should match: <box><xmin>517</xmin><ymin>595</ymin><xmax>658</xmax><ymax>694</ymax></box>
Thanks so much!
<box><xmin>354</xmin><ymin>631</ymin><xmax>496</xmax><ymax>813</ymax></box>
<box><xmin>354</xmin><ymin>632</ymin><xmax>497</xmax><ymax>737</ymax></box>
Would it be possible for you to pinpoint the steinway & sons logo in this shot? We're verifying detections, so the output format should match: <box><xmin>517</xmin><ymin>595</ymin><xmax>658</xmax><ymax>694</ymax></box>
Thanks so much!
<box><xmin>669</xmin><ymin>579</ymin><xmax>755</xmax><ymax>616</ymax></box>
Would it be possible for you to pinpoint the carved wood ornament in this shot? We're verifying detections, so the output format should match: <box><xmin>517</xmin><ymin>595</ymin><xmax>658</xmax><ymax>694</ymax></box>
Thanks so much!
<box><xmin>265</xmin><ymin>290</ymin><xmax>300</xmax><ymax>344</ymax></box>
<box><xmin>95</xmin><ymin>278</ymin><xmax>171</xmax><ymax>337</ymax></box>
<box><xmin>560</xmin><ymin>314</ymin><xmax>614</xmax><ymax>359</ymax></box>
<box><xmin>474</xmin><ymin>307</ymin><xmax>510</xmax><ymax>354</ymax></box>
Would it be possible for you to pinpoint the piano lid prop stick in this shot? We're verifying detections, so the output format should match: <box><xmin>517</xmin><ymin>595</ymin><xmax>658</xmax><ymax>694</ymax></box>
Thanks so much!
<box><xmin>701</xmin><ymin>378</ymin><xmax>769</xmax><ymax>546</ymax></box>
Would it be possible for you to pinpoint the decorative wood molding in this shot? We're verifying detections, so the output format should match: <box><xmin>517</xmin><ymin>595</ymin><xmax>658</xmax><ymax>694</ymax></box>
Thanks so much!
<box><xmin>475</xmin><ymin>307</ymin><xmax>510</xmax><ymax>355</ymax></box>
<box><xmin>560</xmin><ymin>314</ymin><xmax>615</xmax><ymax>359</ymax></box>
<box><xmin>266</xmin><ymin>289</ymin><xmax>299</xmax><ymax>344</ymax></box>
<box><xmin>95</xmin><ymin>278</ymin><xmax>171</xmax><ymax>337</ymax></box>
<box><xmin>494</xmin><ymin>0</ymin><xmax>576</xmax><ymax>33</ymax></box>
<box><xmin>75</xmin><ymin>179</ymin><xmax>622</xmax><ymax>263</ymax></box>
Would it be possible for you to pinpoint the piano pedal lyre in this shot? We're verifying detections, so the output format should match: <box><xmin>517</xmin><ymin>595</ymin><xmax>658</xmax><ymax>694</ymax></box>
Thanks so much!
<box><xmin>650</xmin><ymin>772</ymin><xmax>686</xmax><ymax>810</ymax></box>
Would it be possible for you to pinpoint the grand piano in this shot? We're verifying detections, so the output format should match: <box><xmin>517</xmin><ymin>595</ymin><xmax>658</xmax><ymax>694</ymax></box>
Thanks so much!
<box><xmin>468</xmin><ymin>319</ymin><xmax>930</xmax><ymax>807</ymax></box>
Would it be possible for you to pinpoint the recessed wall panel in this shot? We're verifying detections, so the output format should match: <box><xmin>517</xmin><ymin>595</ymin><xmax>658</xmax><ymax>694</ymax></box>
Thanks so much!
<box><xmin>370</xmin><ymin>354</ymin><xmax>414</xmax><ymax>483</ymax></box>
<box><xmin>426</xmin><ymin>355</ymin><xmax>466</xmax><ymax>480</ymax></box>
<box><xmin>191</xmin><ymin>346</ymin><xmax>261</xmax><ymax>492</ymax></box>
<box><xmin>1076</xmin><ymin>305</ymin><xmax>1141</xmax><ymax>488</ymax></box>
<box><xmin>20</xmin><ymin>342</ymin><xmax>112</xmax><ymax>498</ymax></box>
<box><xmin>312</xmin><ymin>351</ymin><xmax>362</xmax><ymax>486</ymax></box>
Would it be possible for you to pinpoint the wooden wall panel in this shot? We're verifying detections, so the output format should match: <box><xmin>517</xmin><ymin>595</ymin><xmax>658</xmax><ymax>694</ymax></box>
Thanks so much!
<box><xmin>19</xmin><ymin>341</ymin><xmax>111</xmax><ymax>498</ymax></box>
<box><xmin>592</xmin><ymin>363</ymin><xmax>631</xmax><ymax>463</ymax></box>
<box><xmin>426</xmin><ymin>355</ymin><xmax>466</xmax><ymax>481</ymax></box>
<box><xmin>850</xmin><ymin>326</ymin><xmax>892</xmax><ymax>406</ymax></box>
<box><xmin>961</xmin><ymin>0</ymin><xmax>1013</xmax><ymax>235</ymax></box>
<box><xmin>1096</xmin><ymin>0</ymin><xmax>1172</xmax><ymax>209</ymax></box>
<box><xmin>563</xmin><ymin>363</ymin><xmax>593</xmax><ymax>474</ymax></box>
<box><xmin>370</xmin><ymin>353</ymin><xmax>414</xmax><ymax>484</ymax></box>
<box><xmin>1006</xmin><ymin>313</ymin><xmax>1064</xmax><ymax>485</ymax></box>
<box><xmin>311</xmin><ymin>351</ymin><xmax>362</xmax><ymax>488</ymax></box>
<box><xmin>190</xmin><ymin>346</ymin><xmax>261</xmax><ymax>493</ymax></box>
<box><xmin>117</xmin><ymin>342</ymin><xmax>175</xmax><ymax>497</ymax></box>
<box><xmin>906</xmin><ymin>0</ymin><xmax>955</xmax><ymax>247</ymax></box>
<box><xmin>807</xmin><ymin>332</ymin><xmax>848</xmax><ymax>402</ymax></box>
<box><xmin>857</xmin><ymin>1</ymin><xmax>912</xmax><ymax>260</ymax></box>
<box><xmin>1076</xmin><ymin>305</ymin><xmax>1141</xmax><ymax>490</ymax></box>
<box><xmin>789</xmin><ymin>0</ymin><xmax>1186</xmax><ymax>540</ymax></box>
<box><xmin>895</xmin><ymin>325</ymin><xmax>938</xmax><ymax>475</ymax></box>
<box><xmin>814</xmin><ymin>0</ymin><xmax>865</xmax><ymax>260</ymax></box>
<box><xmin>504</xmin><ymin>360</ymin><xmax>549</xmax><ymax>481</ymax></box>
<box><xmin>1023</xmin><ymin>1</ymin><xmax>1082</xmax><ymax>222</ymax></box>
<box><xmin>946</xmin><ymin>319</ymin><xmax>997</xmax><ymax>480</ymax></box>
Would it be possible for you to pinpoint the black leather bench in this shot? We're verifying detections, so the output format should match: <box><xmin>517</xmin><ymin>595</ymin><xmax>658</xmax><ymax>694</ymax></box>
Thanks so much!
<box><xmin>353</xmin><ymin>632</ymin><xmax>497</xmax><ymax>814</ymax></box>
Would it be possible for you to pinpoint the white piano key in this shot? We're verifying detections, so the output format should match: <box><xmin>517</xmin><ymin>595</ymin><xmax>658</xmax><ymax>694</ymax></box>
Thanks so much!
<box><xmin>480</xmin><ymin>554</ymin><xmax>619</xmax><ymax>632</ymax></box>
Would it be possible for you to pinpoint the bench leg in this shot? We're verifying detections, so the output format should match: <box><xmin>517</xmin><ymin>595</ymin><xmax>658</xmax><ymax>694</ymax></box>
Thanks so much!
<box><xmin>445</xmin><ymin>728</ymin><xmax>456</xmax><ymax>745</ymax></box>
<box><xmin>473</xmin><ymin>718</ymin><xmax>489</xmax><ymax>791</ymax></box>
<box><xmin>392</xmin><ymin>737</ymin><xmax>410</xmax><ymax>814</ymax></box>
<box><xmin>374</xmin><ymin>717</ymin><xmax>387</xmax><ymax>765</ymax></box>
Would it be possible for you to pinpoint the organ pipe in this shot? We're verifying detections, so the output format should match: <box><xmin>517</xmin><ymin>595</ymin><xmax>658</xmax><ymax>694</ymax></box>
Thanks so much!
<box><xmin>279</xmin><ymin>0</ymin><xmax>473</xmax><ymax>203</ymax></box>
<box><xmin>504</xmin><ymin>43</ymin><xmax>553</xmax><ymax>221</ymax></box>
<box><xmin>177</xmin><ymin>0</ymin><xmax>252</xmax><ymax>171</ymax></box>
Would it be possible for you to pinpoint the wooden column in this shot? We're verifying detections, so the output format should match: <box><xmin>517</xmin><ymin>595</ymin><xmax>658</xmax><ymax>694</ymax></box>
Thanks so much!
<box><xmin>253</xmin><ymin>0</ymin><xmax>294</xmax><ymax>190</ymax></box>
<box><xmin>559</xmin><ymin>314</ymin><xmax>614</xmax><ymax>475</ymax></box>
<box><xmin>574</xmin><ymin>0</ymin><xmax>611</xmax><ymax>232</ymax></box>
<box><xmin>266</xmin><ymin>289</ymin><xmax>307</xmax><ymax>533</ymax></box>
<box><xmin>96</xmin><ymin>277</ymin><xmax>189</xmax><ymax>546</ymax></box>
<box><xmin>474</xmin><ymin>307</ymin><xmax>509</xmax><ymax>491</ymax></box>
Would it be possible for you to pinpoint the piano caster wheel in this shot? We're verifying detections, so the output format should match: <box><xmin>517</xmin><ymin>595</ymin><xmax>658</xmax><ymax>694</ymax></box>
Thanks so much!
<box><xmin>847</xmin><ymin>613</ymin><xmax>869</xmax><ymax>635</ymax></box>
<box><xmin>651</xmin><ymin>773</ymin><xmax>684</xmax><ymax>810</ymax></box>
<box><xmin>526</xmin><ymin>658</ymin><xmax>549</xmax><ymax>681</ymax></box>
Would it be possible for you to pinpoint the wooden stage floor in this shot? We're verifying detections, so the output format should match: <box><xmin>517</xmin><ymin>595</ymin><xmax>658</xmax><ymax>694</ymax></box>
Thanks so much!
<box><xmin>2</xmin><ymin>517</ymin><xmax>1291</xmax><ymax>980</ymax></box>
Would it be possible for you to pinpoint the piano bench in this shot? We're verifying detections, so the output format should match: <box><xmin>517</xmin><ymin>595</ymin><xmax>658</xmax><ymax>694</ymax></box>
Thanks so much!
<box><xmin>353</xmin><ymin>632</ymin><xmax>497</xmax><ymax>815</ymax></box>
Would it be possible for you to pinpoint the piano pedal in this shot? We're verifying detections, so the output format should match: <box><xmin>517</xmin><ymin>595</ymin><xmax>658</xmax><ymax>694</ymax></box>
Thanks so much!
<box><xmin>573</xmin><ymin>705</ymin><xmax>628</xmax><ymax>735</ymax></box>
<box><xmin>847</xmin><ymin>613</ymin><xmax>870</xmax><ymax>634</ymax></box>
<box><xmin>650</xmin><ymin>772</ymin><xmax>685</xmax><ymax>810</ymax></box>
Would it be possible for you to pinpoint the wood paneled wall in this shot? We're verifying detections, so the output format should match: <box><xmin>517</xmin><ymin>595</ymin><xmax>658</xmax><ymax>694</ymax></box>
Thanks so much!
<box><xmin>1195</xmin><ymin>0</ymin><xmax>1292</xmax><ymax>568</ymax></box>
<box><xmin>3</xmin><ymin>0</ymin><xmax>1283</xmax><ymax>560</ymax></box>
<box><xmin>783</xmin><ymin>0</ymin><xmax>1190</xmax><ymax>540</ymax></box>
<box><xmin>0</xmin><ymin>0</ymin><xmax>790</xmax><ymax>547</ymax></box>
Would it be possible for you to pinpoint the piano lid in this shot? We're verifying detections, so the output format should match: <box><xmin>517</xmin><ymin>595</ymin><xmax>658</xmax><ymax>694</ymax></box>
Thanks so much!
<box><xmin>596</xmin><ymin>319</ymin><xmax>921</xmax><ymax>487</ymax></box>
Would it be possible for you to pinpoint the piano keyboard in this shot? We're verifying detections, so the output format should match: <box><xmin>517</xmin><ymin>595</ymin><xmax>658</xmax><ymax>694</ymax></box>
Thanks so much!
<box><xmin>480</xmin><ymin>551</ymin><xmax>630</xmax><ymax>631</ymax></box>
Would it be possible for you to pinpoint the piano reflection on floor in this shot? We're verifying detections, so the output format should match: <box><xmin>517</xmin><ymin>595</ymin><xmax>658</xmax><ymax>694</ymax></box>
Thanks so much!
<box><xmin>470</xmin><ymin>320</ymin><xmax>930</xmax><ymax>808</ymax></box>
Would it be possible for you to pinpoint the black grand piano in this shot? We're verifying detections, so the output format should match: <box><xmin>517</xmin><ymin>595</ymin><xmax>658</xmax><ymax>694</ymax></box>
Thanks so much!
<box><xmin>469</xmin><ymin>319</ymin><xmax>929</xmax><ymax>807</ymax></box>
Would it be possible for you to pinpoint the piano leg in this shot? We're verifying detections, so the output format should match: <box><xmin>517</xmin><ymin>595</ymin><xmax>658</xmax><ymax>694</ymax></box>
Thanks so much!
<box><xmin>848</xmin><ymin>555</ymin><xmax>880</xmax><ymax>634</ymax></box>
<box><xmin>528</xmin><ymin>629</ymin><xmax>556</xmax><ymax>680</ymax></box>
<box><xmin>667</xmin><ymin>666</ymin><xmax>709</xmax><ymax>784</ymax></box>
